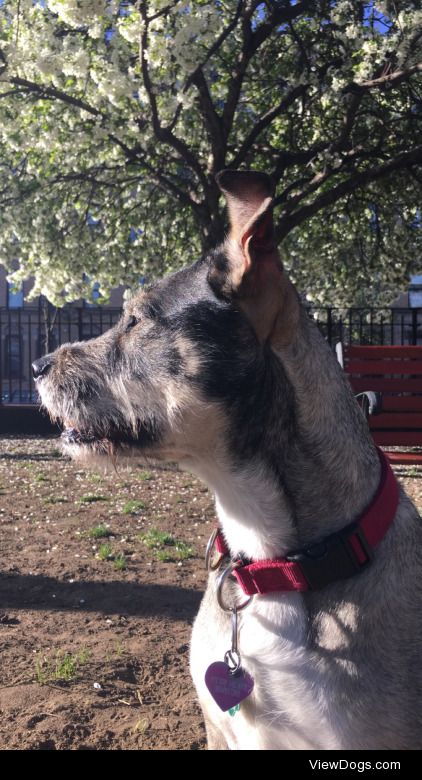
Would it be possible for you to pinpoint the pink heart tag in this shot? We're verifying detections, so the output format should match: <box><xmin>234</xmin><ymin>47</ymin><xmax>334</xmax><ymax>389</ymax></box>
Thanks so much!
<box><xmin>205</xmin><ymin>662</ymin><xmax>254</xmax><ymax>712</ymax></box>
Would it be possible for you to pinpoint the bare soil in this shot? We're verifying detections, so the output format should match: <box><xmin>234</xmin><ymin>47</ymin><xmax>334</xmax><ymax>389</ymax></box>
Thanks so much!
<box><xmin>1</xmin><ymin>436</ymin><xmax>422</xmax><ymax>751</ymax></box>
<box><xmin>0</xmin><ymin>435</ymin><xmax>211</xmax><ymax>750</ymax></box>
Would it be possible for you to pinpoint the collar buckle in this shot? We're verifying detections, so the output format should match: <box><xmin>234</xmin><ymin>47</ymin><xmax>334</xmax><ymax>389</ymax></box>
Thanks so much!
<box><xmin>286</xmin><ymin>521</ymin><xmax>374</xmax><ymax>590</ymax></box>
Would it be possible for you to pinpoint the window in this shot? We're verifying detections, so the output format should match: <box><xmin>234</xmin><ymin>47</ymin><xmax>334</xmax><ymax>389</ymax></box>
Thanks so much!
<box><xmin>7</xmin><ymin>283</ymin><xmax>24</xmax><ymax>308</ymax></box>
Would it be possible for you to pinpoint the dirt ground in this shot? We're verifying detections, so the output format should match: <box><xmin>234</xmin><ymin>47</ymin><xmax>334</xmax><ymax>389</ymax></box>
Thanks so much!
<box><xmin>1</xmin><ymin>436</ymin><xmax>422</xmax><ymax>751</ymax></box>
<box><xmin>0</xmin><ymin>435</ymin><xmax>211</xmax><ymax>750</ymax></box>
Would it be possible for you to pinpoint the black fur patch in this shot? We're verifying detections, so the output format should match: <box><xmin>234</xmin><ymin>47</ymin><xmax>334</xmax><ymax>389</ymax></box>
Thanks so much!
<box><xmin>178</xmin><ymin>293</ymin><xmax>296</xmax><ymax>478</ymax></box>
<box><xmin>130</xmin><ymin>252</ymin><xmax>297</xmax><ymax>478</ymax></box>
<box><xmin>206</xmin><ymin>248</ymin><xmax>233</xmax><ymax>300</ymax></box>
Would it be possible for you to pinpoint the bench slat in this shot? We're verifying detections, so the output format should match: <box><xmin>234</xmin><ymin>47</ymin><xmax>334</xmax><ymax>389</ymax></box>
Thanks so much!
<box><xmin>380</xmin><ymin>396</ymin><xmax>422</xmax><ymax>412</ymax></box>
<box><xmin>350</xmin><ymin>378</ymin><xmax>422</xmax><ymax>392</ymax></box>
<box><xmin>384</xmin><ymin>451</ymin><xmax>422</xmax><ymax>465</ymax></box>
<box><xmin>372</xmin><ymin>431</ymin><xmax>422</xmax><ymax>446</ymax></box>
<box><xmin>368</xmin><ymin>413</ymin><xmax>422</xmax><ymax>429</ymax></box>
<box><xmin>343</xmin><ymin>344</ymin><xmax>422</xmax><ymax>456</ymax></box>
<box><xmin>346</xmin><ymin>345</ymin><xmax>422</xmax><ymax>359</ymax></box>
<box><xmin>346</xmin><ymin>360</ymin><xmax>422</xmax><ymax>375</ymax></box>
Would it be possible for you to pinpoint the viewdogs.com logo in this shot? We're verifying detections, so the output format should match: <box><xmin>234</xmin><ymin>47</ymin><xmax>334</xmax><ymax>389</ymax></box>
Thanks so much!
<box><xmin>309</xmin><ymin>760</ymin><xmax>400</xmax><ymax>772</ymax></box>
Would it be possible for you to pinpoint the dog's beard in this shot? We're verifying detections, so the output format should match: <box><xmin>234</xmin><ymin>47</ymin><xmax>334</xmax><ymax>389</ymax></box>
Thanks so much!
<box><xmin>61</xmin><ymin>438</ymin><xmax>142</xmax><ymax>470</ymax></box>
<box><xmin>60</xmin><ymin>418</ymin><xmax>160</xmax><ymax>460</ymax></box>
<box><xmin>36</xmin><ymin>379</ymin><xmax>159</xmax><ymax>452</ymax></box>
<box><xmin>36</xmin><ymin>392</ymin><xmax>159</xmax><ymax>466</ymax></box>
<box><xmin>61</xmin><ymin>425</ymin><xmax>122</xmax><ymax>459</ymax></box>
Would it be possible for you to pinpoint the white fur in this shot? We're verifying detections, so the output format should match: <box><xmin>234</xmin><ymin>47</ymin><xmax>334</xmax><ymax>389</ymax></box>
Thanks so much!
<box><xmin>188</xmin><ymin>457</ymin><xmax>341</xmax><ymax>750</ymax></box>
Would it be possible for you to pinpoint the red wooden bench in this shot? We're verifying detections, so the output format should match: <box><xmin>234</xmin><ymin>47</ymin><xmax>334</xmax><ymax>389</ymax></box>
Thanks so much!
<box><xmin>340</xmin><ymin>344</ymin><xmax>422</xmax><ymax>465</ymax></box>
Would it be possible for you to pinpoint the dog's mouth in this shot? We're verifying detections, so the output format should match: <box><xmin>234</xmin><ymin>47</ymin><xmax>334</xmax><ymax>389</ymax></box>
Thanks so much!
<box><xmin>62</xmin><ymin>427</ymin><xmax>109</xmax><ymax>446</ymax></box>
<box><xmin>61</xmin><ymin>421</ymin><xmax>157</xmax><ymax>451</ymax></box>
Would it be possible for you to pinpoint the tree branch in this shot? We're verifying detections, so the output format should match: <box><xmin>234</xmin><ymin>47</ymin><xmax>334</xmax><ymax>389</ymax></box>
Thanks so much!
<box><xmin>230</xmin><ymin>83</ymin><xmax>307</xmax><ymax>168</ymax></box>
<box><xmin>331</xmin><ymin>92</ymin><xmax>363</xmax><ymax>152</ymax></box>
<box><xmin>139</xmin><ymin>5</ymin><xmax>207</xmax><ymax>189</ymax></box>
<box><xmin>6</xmin><ymin>76</ymin><xmax>103</xmax><ymax>118</ymax></box>
<box><xmin>229</xmin><ymin>47</ymin><xmax>342</xmax><ymax>170</ymax></box>
<box><xmin>347</xmin><ymin>63</ymin><xmax>422</xmax><ymax>93</ymax></box>
<box><xmin>271</xmin><ymin>146</ymin><xmax>326</xmax><ymax>180</ymax></box>
<box><xmin>221</xmin><ymin>1</ymin><xmax>316</xmax><ymax>139</ymax></box>
<box><xmin>188</xmin><ymin>69</ymin><xmax>225</xmax><ymax>171</ymax></box>
<box><xmin>184</xmin><ymin>0</ymin><xmax>244</xmax><ymax>92</ymax></box>
<box><xmin>3</xmin><ymin>67</ymin><xmax>202</xmax><ymax>213</ymax></box>
<box><xmin>275</xmin><ymin>145</ymin><xmax>422</xmax><ymax>241</ymax></box>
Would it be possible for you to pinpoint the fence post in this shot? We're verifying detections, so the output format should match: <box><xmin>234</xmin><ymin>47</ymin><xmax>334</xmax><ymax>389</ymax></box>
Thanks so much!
<box><xmin>412</xmin><ymin>309</ymin><xmax>418</xmax><ymax>345</ymax></box>
<box><xmin>78</xmin><ymin>308</ymin><xmax>83</xmax><ymax>341</ymax></box>
<box><xmin>326</xmin><ymin>307</ymin><xmax>332</xmax><ymax>345</ymax></box>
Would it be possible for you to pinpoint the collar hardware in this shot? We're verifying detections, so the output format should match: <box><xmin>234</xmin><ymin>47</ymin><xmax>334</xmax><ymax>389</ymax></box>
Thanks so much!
<box><xmin>285</xmin><ymin>520</ymin><xmax>374</xmax><ymax>590</ymax></box>
<box><xmin>205</xmin><ymin>447</ymin><xmax>398</xmax><ymax>597</ymax></box>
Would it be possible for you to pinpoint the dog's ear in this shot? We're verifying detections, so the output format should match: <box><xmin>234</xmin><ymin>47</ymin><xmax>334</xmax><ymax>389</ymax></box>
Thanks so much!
<box><xmin>210</xmin><ymin>169</ymin><xmax>299</xmax><ymax>346</ymax></box>
<box><xmin>215</xmin><ymin>169</ymin><xmax>275</xmax><ymax>248</ymax></box>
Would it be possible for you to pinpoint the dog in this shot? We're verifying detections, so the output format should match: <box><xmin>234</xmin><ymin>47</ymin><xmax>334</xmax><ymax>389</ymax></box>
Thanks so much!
<box><xmin>33</xmin><ymin>169</ymin><xmax>422</xmax><ymax>750</ymax></box>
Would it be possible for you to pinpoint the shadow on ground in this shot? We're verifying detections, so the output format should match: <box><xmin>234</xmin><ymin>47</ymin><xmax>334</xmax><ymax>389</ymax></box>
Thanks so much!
<box><xmin>0</xmin><ymin>572</ymin><xmax>202</xmax><ymax>620</ymax></box>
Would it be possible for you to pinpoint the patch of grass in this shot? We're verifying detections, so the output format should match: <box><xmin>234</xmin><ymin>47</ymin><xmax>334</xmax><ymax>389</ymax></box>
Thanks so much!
<box><xmin>79</xmin><ymin>494</ymin><xmax>109</xmax><ymax>504</ymax></box>
<box><xmin>123</xmin><ymin>499</ymin><xmax>146</xmax><ymax>515</ymax></box>
<box><xmin>55</xmin><ymin>653</ymin><xmax>79</xmax><ymax>681</ymax></box>
<box><xmin>97</xmin><ymin>542</ymin><xmax>114</xmax><ymax>561</ymax></box>
<box><xmin>35</xmin><ymin>657</ymin><xmax>48</xmax><ymax>685</ymax></box>
<box><xmin>87</xmin><ymin>524</ymin><xmax>111</xmax><ymax>539</ymax></box>
<box><xmin>89</xmin><ymin>474</ymin><xmax>103</xmax><ymax>484</ymax></box>
<box><xmin>137</xmin><ymin>470</ymin><xmax>154</xmax><ymax>481</ymax></box>
<box><xmin>44</xmin><ymin>496</ymin><xmax>68</xmax><ymax>504</ymax></box>
<box><xmin>35</xmin><ymin>473</ymin><xmax>49</xmax><ymax>482</ymax></box>
<box><xmin>105</xmin><ymin>640</ymin><xmax>125</xmax><ymax>663</ymax></box>
<box><xmin>138</xmin><ymin>528</ymin><xmax>194</xmax><ymax>562</ymax></box>
<box><xmin>155</xmin><ymin>541</ymin><xmax>194</xmax><ymax>562</ymax></box>
<box><xmin>114</xmin><ymin>552</ymin><xmax>127</xmax><ymax>571</ymax></box>
<box><xmin>114</xmin><ymin>640</ymin><xmax>124</xmax><ymax>657</ymax></box>
<box><xmin>35</xmin><ymin>648</ymin><xmax>90</xmax><ymax>684</ymax></box>
<box><xmin>138</xmin><ymin>528</ymin><xmax>174</xmax><ymax>549</ymax></box>
<box><xmin>95</xmin><ymin>542</ymin><xmax>127</xmax><ymax>570</ymax></box>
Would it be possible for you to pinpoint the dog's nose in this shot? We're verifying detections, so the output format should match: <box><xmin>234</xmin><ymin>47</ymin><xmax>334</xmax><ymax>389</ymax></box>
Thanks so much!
<box><xmin>32</xmin><ymin>356</ymin><xmax>52</xmax><ymax>380</ymax></box>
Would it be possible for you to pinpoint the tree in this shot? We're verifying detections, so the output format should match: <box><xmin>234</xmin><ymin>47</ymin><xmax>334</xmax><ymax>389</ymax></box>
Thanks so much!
<box><xmin>0</xmin><ymin>0</ymin><xmax>421</xmax><ymax>306</ymax></box>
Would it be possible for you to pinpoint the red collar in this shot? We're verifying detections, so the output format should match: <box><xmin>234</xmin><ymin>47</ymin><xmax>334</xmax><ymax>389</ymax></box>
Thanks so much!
<box><xmin>209</xmin><ymin>448</ymin><xmax>399</xmax><ymax>596</ymax></box>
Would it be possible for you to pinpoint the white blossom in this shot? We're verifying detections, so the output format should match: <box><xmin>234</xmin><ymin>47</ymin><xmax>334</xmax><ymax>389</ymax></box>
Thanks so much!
<box><xmin>0</xmin><ymin>0</ymin><xmax>420</xmax><ymax>306</ymax></box>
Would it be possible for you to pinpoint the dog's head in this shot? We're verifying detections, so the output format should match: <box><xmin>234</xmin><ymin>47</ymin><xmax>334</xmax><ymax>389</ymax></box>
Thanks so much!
<box><xmin>35</xmin><ymin>170</ymin><xmax>299</xmax><ymax>468</ymax></box>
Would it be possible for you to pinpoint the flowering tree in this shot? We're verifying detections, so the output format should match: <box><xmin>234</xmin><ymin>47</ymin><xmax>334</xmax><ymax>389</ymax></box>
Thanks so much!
<box><xmin>0</xmin><ymin>0</ymin><xmax>421</xmax><ymax>305</ymax></box>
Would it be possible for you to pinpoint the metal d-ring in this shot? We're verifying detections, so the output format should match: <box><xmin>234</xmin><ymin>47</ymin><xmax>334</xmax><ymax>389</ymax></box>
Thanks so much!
<box><xmin>205</xmin><ymin>528</ymin><xmax>224</xmax><ymax>571</ymax></box>
<box><xmin>216</xmin><ymin>561</ymin><xmax>252</xmax><ymax>613</ymax></box>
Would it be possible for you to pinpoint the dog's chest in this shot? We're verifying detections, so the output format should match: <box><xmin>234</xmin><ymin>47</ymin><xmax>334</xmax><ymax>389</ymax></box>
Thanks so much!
<box><xmin>190</xmin><ymin>583</ymin><xmax>340</xmax><ymax>750</ymax></box>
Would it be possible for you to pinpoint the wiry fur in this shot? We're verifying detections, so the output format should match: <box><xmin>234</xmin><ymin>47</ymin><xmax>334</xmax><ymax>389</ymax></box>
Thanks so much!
<box><xmin>35</xmin><ymin>171</ymin><xmax>422</xmax><ymax>750</ymax></box>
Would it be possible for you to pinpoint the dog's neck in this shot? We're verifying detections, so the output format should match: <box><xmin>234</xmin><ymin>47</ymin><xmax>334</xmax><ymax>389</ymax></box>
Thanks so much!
<box><xmin>192</xmin><ymin>456</ymin><xmax>297</xmax><ymax>559</ymax></box>
<box><xmin>278</xmin><ymin>311</ymin><xmax>381</xmax><ymax>540</ymax></box>
<box><xmin>188</xmin><ymin>311</ymin><xmax>381</xmax><ymax>562</ymax></box>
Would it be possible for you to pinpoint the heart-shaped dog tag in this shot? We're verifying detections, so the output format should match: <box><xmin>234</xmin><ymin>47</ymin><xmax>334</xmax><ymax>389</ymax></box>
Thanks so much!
<box><xmin>205</xmin><ymin>662</ymin><xmax>254</xmax><ymax>712</ymax></box>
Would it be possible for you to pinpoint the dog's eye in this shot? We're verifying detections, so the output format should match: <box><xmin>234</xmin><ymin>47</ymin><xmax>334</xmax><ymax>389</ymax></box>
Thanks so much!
<box><xmin>125</xmin><ymin>315</ymin><xmax>140</xmax><ymax>333</ymax></box>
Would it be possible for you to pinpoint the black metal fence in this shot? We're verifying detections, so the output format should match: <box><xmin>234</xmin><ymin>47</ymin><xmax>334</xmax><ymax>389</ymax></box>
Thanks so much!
<box><xmin>0</xmin><ymin>305</ymin><xmax>121</xmax><ymax>404</ymax></box>
<box><xmin>2</xmin><ymin>305</ymin><xmax>422</xmax><ymax>405</ymax></box>
<box><xmin>308</xmin><ymin>306</ymin><xmax>422</xmax><ymax>347</ymax></box>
